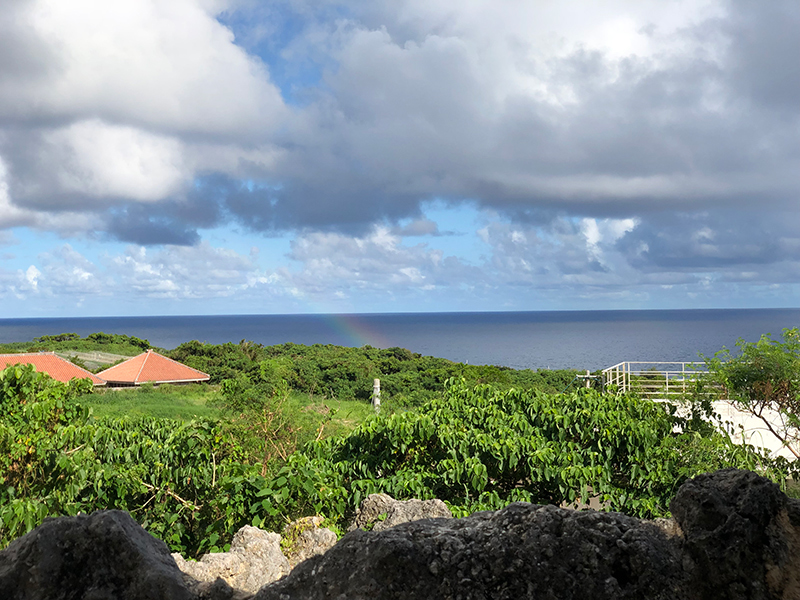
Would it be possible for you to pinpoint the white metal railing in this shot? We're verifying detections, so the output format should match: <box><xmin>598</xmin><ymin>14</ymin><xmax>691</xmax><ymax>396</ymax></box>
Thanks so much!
<box><xmin>600</xmin><ymin>361</ymin><xmax>797</xmax><ymax>460</ymax></box>
<box><xmin>601</xmin><ymin>361</ymin><xmax>710</xmax><ymax>400</ymax></box>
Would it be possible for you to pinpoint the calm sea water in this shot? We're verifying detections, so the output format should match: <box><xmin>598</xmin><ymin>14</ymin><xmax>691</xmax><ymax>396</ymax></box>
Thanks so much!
<box><xmin>1</xmin><ymin>309</ymin><xmax>799</xmax><ymax>371</ymax></box>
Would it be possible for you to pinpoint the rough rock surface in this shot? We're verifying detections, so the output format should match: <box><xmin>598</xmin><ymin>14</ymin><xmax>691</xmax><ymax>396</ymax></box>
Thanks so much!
<box><xmin>281</xmin><ymin>517</ymin><xmax>338</xmax><ymax>568</ymax></box>
<box><xmin>3</xmin><ymin>469</ymin><xmax>800</xmax><ymax>600</ymax></box>
<box><xmin>348</xmin><ymin>492</ymin><xmax>453</xmax><ymax>532</ymax></box>
<box><xmin>172</xmin><ymin>525</ymin><xmax>290</xmax><ymax>595</ymax></box>
<box><xmin>670</xmin><ymin>468</ymin><xmax>800</xmax><ymax>600</ymax></box>
<box><xmin>0</xmin><ymin>510</ymin><xmax>193</xmax><ymax>600</ymax></box>
<box><xmin>259</xmin><ymin>502</ymin><xmax>684</xmax><ymax>600</ymax></box>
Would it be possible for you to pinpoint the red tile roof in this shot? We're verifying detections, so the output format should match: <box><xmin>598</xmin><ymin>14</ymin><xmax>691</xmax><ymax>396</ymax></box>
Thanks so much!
<box><xmin>97</xmin><ymin>350</ymin><xmax>210</xmax><ymax>385</ymax></box>
<box><xmin>0</xmin><ymin>353</ymin><xmax>106</xmax><ymax>386</ymax></box>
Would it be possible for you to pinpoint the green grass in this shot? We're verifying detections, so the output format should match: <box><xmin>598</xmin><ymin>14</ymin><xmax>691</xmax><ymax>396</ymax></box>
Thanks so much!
<box><xmin>84</xmin><ymin>383</ymin><xmax>221</xmax><ymax>420</ymax></box>
<box><xmin>283</xmin><ymin>392</ymin><xmax>380</xmax><ymax>445</ymax></box>
<box><xmin>82</xmin><ymin>384</ymin><xmax>381</xmax><ymax>443</ymax></box>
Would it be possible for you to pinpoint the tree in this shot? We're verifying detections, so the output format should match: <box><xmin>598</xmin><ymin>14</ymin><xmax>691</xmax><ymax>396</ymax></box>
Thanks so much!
<box><xmin>703</xmin><ymin>328</ymin><xmax>800</xmax><ymax>460</ymax></box>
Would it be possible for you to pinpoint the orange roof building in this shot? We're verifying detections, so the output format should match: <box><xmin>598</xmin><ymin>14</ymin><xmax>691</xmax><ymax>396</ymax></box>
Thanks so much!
<box><xmin>0</xmin><ymin>353</ymin><xmax>106</xmax><ymax>386</ymax></box>
<box><xmin>97</xmin><ymin>350</ymin><xmax>210</xmax><ymax>386</ymax></box>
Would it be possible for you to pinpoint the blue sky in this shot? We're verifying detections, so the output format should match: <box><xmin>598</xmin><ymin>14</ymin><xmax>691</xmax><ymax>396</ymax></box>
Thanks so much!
<box><xmin>1</xmin><ymin>0</ymin><xmax>799</xmax><ymax>317</ymax></box>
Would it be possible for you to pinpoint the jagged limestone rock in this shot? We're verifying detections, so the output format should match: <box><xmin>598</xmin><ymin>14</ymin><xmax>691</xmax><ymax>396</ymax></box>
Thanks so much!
<box><xmin>281</xmin><ymin>516</ymin><xmax>338</xmax><ymax>568</ymax></box>
<box><xmin>4</xmin><ymin>470</ymin><xmax>800</xmax><ymax>600</ymax></box>
<box><xmin>348</xmin><ymin>493</ymin><xmax>453</xmax><ymax>532</ymax></box>
<box><xmin>172</xmin><ymin>525</ymin><xmax>290</xmax><ymax>595</ymax></box>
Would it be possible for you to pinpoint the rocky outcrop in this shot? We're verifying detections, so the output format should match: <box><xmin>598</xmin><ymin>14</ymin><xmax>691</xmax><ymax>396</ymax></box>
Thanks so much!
<box><xmin>348</xmin><ymin>493</ymin><xmax>453</xmax><ymax>532</ymax></box>
<box><xmin>670</xmin><ymin>468</ymin><xmax>800</xmax><ymax>600</ymax></box>
<box><xmin>0</xmin><ymin>510</ymin><xmax>193</xmax><ymax>600</ymax></box>
<box><xmin>258</xmin><ymin>502</ymin><xmax>684</xmax><ymax>600</ymax></box>
<box><xmin>3</xmin><ymin>469</ymin><xmax>800</xmax><ymax>600</ymax></box>
<box><xmin>172</xmin><ymin>526</ymin><xmax>290</xmax><ymax>596</ymax></box>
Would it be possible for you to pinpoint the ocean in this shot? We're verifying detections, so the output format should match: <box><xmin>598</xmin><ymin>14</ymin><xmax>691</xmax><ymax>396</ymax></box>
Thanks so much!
<box><xmin>1</xmin><ymin>309</ymin><xmax>798</xmax><ymax>371</ymax></box>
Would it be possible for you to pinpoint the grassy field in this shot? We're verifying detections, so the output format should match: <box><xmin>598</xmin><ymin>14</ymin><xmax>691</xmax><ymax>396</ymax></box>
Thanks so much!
<box><xmin>85</xmin><ymin>383</ymin><xmax>221</xmax><ymax>420</ymax></box>
<box><xmin>83</xmin><ymin>383</ymin><xmax>379</xmax><ymax>443</ymax></box>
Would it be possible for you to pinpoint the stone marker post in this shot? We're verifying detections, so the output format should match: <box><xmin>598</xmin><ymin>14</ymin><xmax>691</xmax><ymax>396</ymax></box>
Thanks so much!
<box><xmin>372</xmin><ymin>378</ymin><xmax>381</xmax><ymax>413</ymax></box>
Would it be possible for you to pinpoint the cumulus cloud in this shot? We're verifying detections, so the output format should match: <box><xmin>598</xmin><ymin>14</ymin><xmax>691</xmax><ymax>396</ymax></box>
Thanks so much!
<box><xmin>0</xmin><ymin>0</ymin><xmax>287</xmax><ymax>238</ymax></box>
<box><xmin>109</xmin><ymin>242</ymin><xmax>261</xmax><ymax>299</ymax></box>
<box><xmin>0</xmin><ymin>0</ymin><xmax>286</xmax><ymax>133</ymax></box>
<box><xmin>284</xmin><ymin>226</ymin><xmax>479</xmax><ymax>298</ymax></box>
<box><xmin>4</xmin><ymin>0</ymin><xmax>798</xmax><ymax>231</ymax></box>
<box><xmin>197</xmin><ymin>0</ymin><xmax>796</xmax><ymax>241</ymax></box>
<box><xmin>1</xmin><ymin>0</ymin><xmax>799</xmax><ymax>312</ymax></box>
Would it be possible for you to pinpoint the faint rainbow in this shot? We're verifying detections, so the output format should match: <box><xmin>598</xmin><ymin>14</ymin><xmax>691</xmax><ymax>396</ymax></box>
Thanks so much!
<box><xmin>325</xmin><ymin>313</ymin><xmax>393</xmax><ymax>348</ymax></box>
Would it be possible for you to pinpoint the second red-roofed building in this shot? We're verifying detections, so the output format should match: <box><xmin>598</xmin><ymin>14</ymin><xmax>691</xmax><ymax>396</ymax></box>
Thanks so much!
<box><xmin>0</xmin><ymin>353</ymin><xmax>106</xmax><ymax>386</ymax></box>
<box><xmin>96</xmin><ymin>350</ymin><xmax>210</xmax><ymax>387</ymax></box>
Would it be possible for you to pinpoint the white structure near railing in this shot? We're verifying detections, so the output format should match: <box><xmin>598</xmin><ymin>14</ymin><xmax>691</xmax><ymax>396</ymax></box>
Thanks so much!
<box><xmin>601</xmin><ymin>361</ymin><xmax>797</xmax><ymax>461</ymax></box>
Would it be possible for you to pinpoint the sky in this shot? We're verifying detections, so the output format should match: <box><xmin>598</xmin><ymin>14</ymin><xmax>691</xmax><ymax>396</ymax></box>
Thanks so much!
<box><xmin>0</xmin><ymin>0</ymin><xmax>799</xmax><ymax>317</ymax></box>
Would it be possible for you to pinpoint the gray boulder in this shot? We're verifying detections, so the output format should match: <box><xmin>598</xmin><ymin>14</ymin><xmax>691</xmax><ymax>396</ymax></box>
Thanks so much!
<box><xmin>172</xmin><ymin>525</ymin><xmax>290</xmax><ymax>595</ymax></box>
<box><xmin>349</xmin><ymin>493</ymin><xmax>453</xmax><ymax>532</ymax></box>
<box><xmin>258</xmin><ymin>502</ymin><xmax>684</xmax><ymax>600</ymax></box>
<box><xmin>670</xmin><ymin>467</ymin><xmax>800</xmax><ymax>600</ymax></box>
<box><xmin>0</xmin><ymin>510</ymin><xmax>194</xmax><ymax>600</ymax></box>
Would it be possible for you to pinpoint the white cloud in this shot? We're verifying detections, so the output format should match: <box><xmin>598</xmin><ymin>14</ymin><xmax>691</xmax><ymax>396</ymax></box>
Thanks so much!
<box><xmin>1</xmin><ymin>0</ymin><xmax>286</xmax><ymax>135</ymax></box>
<box><xmin>24</xmin><ymin>265</ymin><xmax>40</xmax><ymax>289</ymax></box>
<box><xmin>110</xmin><ymin>242</ymin><xmax>261</xmax><ymax>298</ymax></box>
<box><xmin>284</xmin><ymin>225</ymin><xmax>476</xmax><ymax>296</ymax></box>
<box><xmin>43</xmin><ymin>120</ymin><xmax>187</xmax><ymax>202</ymax></box>
<box><xmin>0</xmin><ymin>0</ymin><xmax>290</xmax><ymax>226</ymax></box>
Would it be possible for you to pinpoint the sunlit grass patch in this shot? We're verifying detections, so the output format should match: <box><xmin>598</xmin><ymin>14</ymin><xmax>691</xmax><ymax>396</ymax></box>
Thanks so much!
<box><xmin>283</xmin><ymin>392</ymin><xmax>379</xmax><ymax>445</ymax></box>
<box><xmin>84</xmin><ymin>383</ymin><xmax>222</xmax><ymax>420</ymax></box>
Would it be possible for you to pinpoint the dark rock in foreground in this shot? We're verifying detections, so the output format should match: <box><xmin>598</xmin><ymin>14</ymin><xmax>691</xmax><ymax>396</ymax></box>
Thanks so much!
<box><xmin>0</xmin><ymin>510</ymin><xmax>194</xmax><ymax>600</ymax></box>
<box><xmin>257</xmin><ymin>503</ymin><xmax>683</xmax><ymax>600</ymax></box>
<box><xmin>3</xmin><ymin>469</ymin><xmax>800</xmax><ymax>600</ymax></box>
<box><xmin>671</xmin><ymin>468</ymin><xmax>800</xmax><ymax>600</ymax></box>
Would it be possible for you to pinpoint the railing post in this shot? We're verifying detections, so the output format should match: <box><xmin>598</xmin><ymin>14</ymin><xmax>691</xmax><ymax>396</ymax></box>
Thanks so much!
<box><xmin>625</xmin><ymin>362</ymin><xmax>629</xmax><ymax>393</ymax></box>
<box><xmin>682</xmin><ymin>363</ymin><xmax>686</xmax><ymax>396</ymax></box>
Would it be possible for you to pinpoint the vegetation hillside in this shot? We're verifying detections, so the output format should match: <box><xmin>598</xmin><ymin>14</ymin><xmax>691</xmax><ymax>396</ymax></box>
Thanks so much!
<box><xmin>2</xmin><ymin>330</ymin><xmax>799</xmax><ymax>559</ymax></box>
<box><xmin>169</xmin><ymin>339</ymin><xmax>580</xmax><ymax>406</ymax></box>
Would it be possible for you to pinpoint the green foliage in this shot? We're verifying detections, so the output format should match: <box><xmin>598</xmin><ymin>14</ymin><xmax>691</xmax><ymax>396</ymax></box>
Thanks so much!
<box><xmin>86</xmin><ymin>332</ymin><xmax>150</xmax><ymax>350</ymax></box>
<box><xmin>251</xmin><ymin>380</ymin><xmax>785</xmax><ymax>530</ymax></box>
<box><xmin>0</xmin><ymin>364</ymin><xmax>255</xmax><ymax>556</ymax></box>
<box><xmin>33</xmin><ymin>333</ymin><xmax>80</xmax><ymax>343</ymax></box>
<box><xmin>216</xmin><ymin>369</ymin><xmax>297</xmax><ymax>474</ymax></box>
<box><xmin>169</xmin><ymin>340</ymin><xmax>262</xmax><ymax>384</ymax></box>
<box><xmin>703</xmin><ymin>328</ymin><xmax>800</xmax><ymax>460</ymax></box>
<box><xmin>170</xmin><ymin>340</ymin><xmax>581</xmax><ymax>404</ymax></box>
